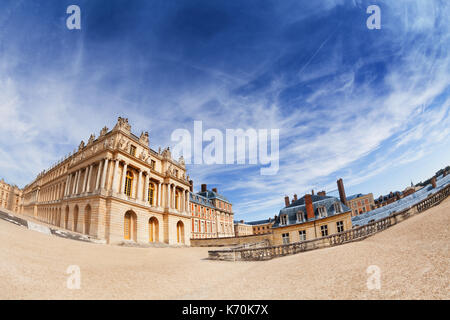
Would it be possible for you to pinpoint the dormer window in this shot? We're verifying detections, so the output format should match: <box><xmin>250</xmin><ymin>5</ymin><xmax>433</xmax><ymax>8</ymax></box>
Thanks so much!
<box><xmin>280</xmin><ymin>214</ymin><xmax>288</xmax><ymax>225</ymax></box>
<box><xmin>318</xmin><ymin>206</ymin><xmax>327</xmax><ymax>218</ymax></box>
<box><xmin>334</xmin><ymin>202</ymin><xmax>342</xmax><ymax>213</ymax></box>
<box><xmin>297</xmin><ymin>211</ymin><xmax>305</xmax><ymax>222</ymax></box>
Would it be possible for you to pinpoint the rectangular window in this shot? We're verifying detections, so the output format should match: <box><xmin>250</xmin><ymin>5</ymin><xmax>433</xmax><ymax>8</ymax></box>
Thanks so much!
<box><xmin>130</xmin><ymin>145</ymin><xmax>136</xmax><ymax>156</ymax></box>
<box><xmin>282</xmin><ymin>233</ymin><xmax>290</xmax><ymax>244</ymax></box>
<box><xmin>299</xmin><ymin>230</ymin><xmax>306</xmax><ymax>241</ymax></box>
<box><xmin>281</xmin><ymin>215</ymin><xmax>288</xmax><ymax>225</ymax></box>
<box><xmin>150</xmin><ymin>160</ymin><xmax>156</xmax><ymax>170</ymax></box>
<box><xmin>337</xmin><ymin>221</ymin><xmax>344</xmax><ymax>233</ymax></box>
<box><xmin>320</xmin><ymin>225</ymin><xmax>328</xmax><ymax>237</ymax></box>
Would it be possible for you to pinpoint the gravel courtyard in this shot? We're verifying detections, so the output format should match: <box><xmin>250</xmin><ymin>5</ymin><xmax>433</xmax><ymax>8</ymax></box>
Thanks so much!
<box><xmin>1</xmin><ymin>198</ymin><xmax>449</xmax><ymax>299</ymax></box>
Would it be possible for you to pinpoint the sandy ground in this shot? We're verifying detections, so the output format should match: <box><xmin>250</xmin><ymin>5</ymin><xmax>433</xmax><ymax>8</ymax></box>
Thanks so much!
<box><xmin>0</xmin><ymin>198</ymin><xmax>449</xmax><ymax>300</ymax></box>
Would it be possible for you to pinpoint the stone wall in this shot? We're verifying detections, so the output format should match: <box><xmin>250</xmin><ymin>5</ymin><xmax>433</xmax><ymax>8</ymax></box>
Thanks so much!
<box><xmin>191</xmin><ymin>232</ymin><xmax>274</xmax><ymax>247</ymax></box>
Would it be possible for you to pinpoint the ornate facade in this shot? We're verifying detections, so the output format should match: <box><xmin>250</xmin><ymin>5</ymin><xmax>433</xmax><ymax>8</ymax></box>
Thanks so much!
<box><xmin>21</xmin><ymin>117</ymin><xmax>192</xmax><ymax>245</ymax></box>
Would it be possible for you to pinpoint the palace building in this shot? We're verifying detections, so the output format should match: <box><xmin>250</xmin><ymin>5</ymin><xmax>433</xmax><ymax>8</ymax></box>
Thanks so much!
<box><xmin>21</xmin><ymin>117</ymin><xmax>192</xmax><ymax>245</ymax></box>
<box><xmin>190</xmin><ymin>184</ymin><xmax>234</xmax><ymax>239</ymax></box>
<box><xmin>0</xmin><ymin>178</ymin><xmax>23</xmax><ymax>214</ymax></box>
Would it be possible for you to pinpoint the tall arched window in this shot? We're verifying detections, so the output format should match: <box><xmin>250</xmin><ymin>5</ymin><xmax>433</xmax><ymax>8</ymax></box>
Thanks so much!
<box><xmin>148</xmin><ymin>183</ymin><xmax>155</xmax><ymax>205</ymax></box>
<box><xmin>124</xmin><ymin>171</ymin><xmax>133</xmax><ymax>197</ymax></box>
<box><xmin>175</xmin><ymin>191</ymin><xmax>180</xmax><ymax>210</ymax></box>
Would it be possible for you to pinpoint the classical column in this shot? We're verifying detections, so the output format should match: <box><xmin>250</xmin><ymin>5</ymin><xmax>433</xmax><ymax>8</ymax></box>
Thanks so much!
<box><xmin>95</xmin><ymin>160</ymin><xmax>103</xmax><ymax>190</ymax></box>
<box><xmin>65</xmin><ymin>175</ymin><xmax>69</xmax><ymax>196</ymax></box>
<box><xmin>181</xmin><ymin>190</ymin><xmax>184</xmax><ymax>212</ymax></box>
<box><xmin>144</xmin><ymin>173</ymin><xmax>149</xmax><ymax>203</ymax></box>
<box><xmin>66</xmin><ymin>175</ymin><xmax>72</xmax><ymax>196</ymax></box>
<box><xmin>76</xmin><ymin>170</ymin><xmax>82</xmax><ymax>194</ymax></box>
<box><xmin>101</xmin><ymin>158</ymin><xmax>109</xmax><ymax>189</ymax></box>
<box><xmin>111</xmin><ymin>159</ymin><xmax>119</xmax><ymax>192</ymax></box>
<box><xmin>86</xmin><ymin>164</ymin><xmax>93</xmax><ymax>192</ymax></box>
<box><xmin>72</xmin><ymin>171</ymin><xmax>79</xmax><ymax>194</ymax></box>
<box><xmin>137</xmin><ymin>170</ymin><xmax>142</xmax><ymax>200</ymax></box>
<box><xmin>158</xmin><ymin>182</ymin><xmax>162</xmax><ymax>207</ymax></box>
<box><xmin>120</xmin><ymin>162</ymin><xmax>128</xmax><ymax>194</ymax></box>
<box><xmin>81</xmin><ymin>167</ymin><xmax>88</xmax><ymax>193</ymax></box>
<box><xmin>166</xmin><ymin>184</ymin><xmax>171</xmax><ymax>208</ymax></box>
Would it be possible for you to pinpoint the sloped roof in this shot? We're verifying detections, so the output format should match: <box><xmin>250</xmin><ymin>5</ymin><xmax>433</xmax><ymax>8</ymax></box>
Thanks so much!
<box><xmin>197</xmin><ymin>190</ymin><xmax>231</xmax><ymax>204</ymax></box>
<box><xmin>273</xmin><ymin>195</ymin><xmax>351</xmax><ymax>229</ymax></box>
<box><xmin>189</xmin><ymin>192</ymin><xmax>215</xmax><ymax>208</ymax></box>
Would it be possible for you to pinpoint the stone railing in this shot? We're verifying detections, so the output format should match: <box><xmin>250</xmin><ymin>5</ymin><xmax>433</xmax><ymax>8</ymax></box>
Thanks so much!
<box><xmin>209</xmin><ymin>184</ymin><xmax>450</xmax><ymax>261</ymax></box>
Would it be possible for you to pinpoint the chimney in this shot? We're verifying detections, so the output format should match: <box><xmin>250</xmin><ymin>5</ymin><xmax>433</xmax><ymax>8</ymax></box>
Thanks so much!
<box><xmin>293</xmin><ymin>194</ymin><xmax>298</xmax><ymax>201</ymax></box>
<box><xmin>318</xmin><ymin>190</ymin><xmax>326</xmax><ymax>196</ymax></box>
<box><xmin>240</xmin><ymin>220</ymin><xmax>244</xmax><ymax>223</ymax></box>
<box><xmin>305</xmin><ymin>194</ymin><xmax>314</xmax><ymax>219</ymax></box>
<box><xmin>431</xmin><ymin>177</ymin><xmax>436</xmax><ymax>188</ymax></box>
<box><xmin>311</xmin><ymin>189</ymin><xmax>315</xmax><ymax>195</ymax></box>
<box><xmin>284</xmin><ymin>196</ymin><xmax>290</xmax><ymax>207</ymax></box>
<box><xmin>189</xmin><ymin>180</ymin><xmax>193</xmax><ymax>192</ymax></box>
<box><xmin>201</xmin><ymin>184</ymin><xmax>207</xmax><ymax>192</ymax></box>
<box><xmin>337</xmin><ymin>178</ymin><xmax>347</xmax><ymax>206</ymax></box>
<box><xmin>212</xmin><ymin>187</ymin><xmax>218</xmax><ymax>193</ymax></box>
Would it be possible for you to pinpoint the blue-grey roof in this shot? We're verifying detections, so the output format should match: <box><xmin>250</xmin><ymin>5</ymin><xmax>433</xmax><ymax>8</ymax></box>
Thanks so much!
<box><xmin>189</xmin><ymin>192</ymin><xmax>215</xmax><ymax>208</ymax></box>
<box><xmin>352</xmin><ymin>174</ymin><xmax>449</xmax><ymax>226</ymax></box>
<box><xmin>272</xmin><ymin>195</ymin><xmax>351</xmax><ymax>228</ymax></box>
<box><xmin>347</xmin><ymin>193</ymin><xmax>367</xmax><ymax>201</ymax></box>
<box><xmin>197</xmin><ymin>190</ymin><xmax>231</xmax><ymax>204</ymax></box>
<box><xmin>246</xmin><ymin>219</ymin><xmax>272</xmax><ymax>226</ymax></box>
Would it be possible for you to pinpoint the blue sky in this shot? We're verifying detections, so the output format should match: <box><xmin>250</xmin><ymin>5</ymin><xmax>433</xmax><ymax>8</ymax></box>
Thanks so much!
<box><xmin>0</xmin><ymin>0</ymin><xmax>449</xmax><ymax>221</ymax></box>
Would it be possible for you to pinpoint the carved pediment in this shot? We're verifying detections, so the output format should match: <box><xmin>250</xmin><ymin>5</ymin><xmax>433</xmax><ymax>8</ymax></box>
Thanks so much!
<box><xmin>87</xmin><ymin>134</ymin><xmax>95</xmax><ymax>145</ymax></box>
<box><xmin>162</xmin><ymin>147</ymin><xmax>171</xmax><ymax>159</ymax></box>
<box><xmin>99</xmin><ymin>126</ymin><xmax>109</xmax><ymax>137</ymax></box>
<box><xmin>78</xmin><ymin>140</ymin><xmax>85</xmax><ymax>151</ymax></box>
<box><xmin>113</xmin><ymin>117</ymin><xmax>131</xmax><ymax>132</ymax></box>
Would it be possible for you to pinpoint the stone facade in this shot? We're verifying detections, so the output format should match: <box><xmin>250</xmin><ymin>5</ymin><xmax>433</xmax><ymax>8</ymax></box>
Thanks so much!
<box><xmin>272</xmin><ymin>193</ymin><xmax>353</xmax><ymax>246</ymax></box>
<box><xmin>234</xmin><ymin>221</ymin><xmax>253</xmax><ymax>237</ymax></box>
<box><xmin>21</xmin><ymin>117</ymin><xmax>191</xmax><ymax>245</ymax></box>
<box><xmin>0</xmin><ymin>179</ymin><xmax>22</xmax><ymax>213</ymax></box>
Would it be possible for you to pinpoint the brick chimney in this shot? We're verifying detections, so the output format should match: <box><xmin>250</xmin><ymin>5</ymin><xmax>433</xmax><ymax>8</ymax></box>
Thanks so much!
<box><xmin>189</xmin><ymin>180</ymin><xmax>193</xmax><ymax>192</ymax></box>
<box><xmin>201</xmin><ymin>184</ymin><xmax>207</xmax><ymax>192</ymax></box>
<box><xmin>284</xmin><ymin>196</ymin><xmax>290</xmax><ymax>207</ymax></box>
<box><xmin>212</xmin><ymin>187</ymin><xmax>218</xmax><ymax>193</ymax></box>
<box><xmin>431</xmin><ymin>177</ymin><xmax>436</xmax><ymax>188</ymax></box>
<box><xmin>337</xmin><ymin>178</ymin><xmax>347</xmax><ymax>206</ymax></box>
<box><xmin>305</xmin><ymin>194</ymin><xmax>314</xmax><ymax>219</ymax></box>
<box><xmin>318</xmin><ymin>190</ymin><xmax>326</xmax><ymax>196</ymax></box>
<box><xmin>293</xmin><ymin>194</ymin><xmax>298</xmax><ymax>201</ymax></box>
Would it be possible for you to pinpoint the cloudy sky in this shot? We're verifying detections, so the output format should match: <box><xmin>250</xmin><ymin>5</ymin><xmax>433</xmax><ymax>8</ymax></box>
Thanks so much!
<box><xmin>0</xmin><ymin>0</ymin><xmax>449</xmax><ymax>221</ymax></box>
